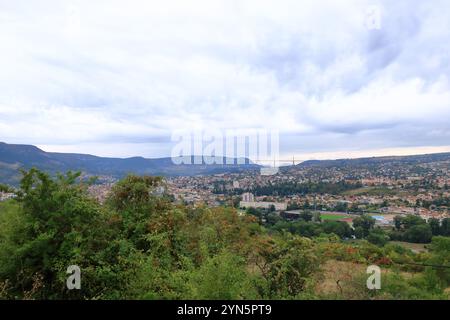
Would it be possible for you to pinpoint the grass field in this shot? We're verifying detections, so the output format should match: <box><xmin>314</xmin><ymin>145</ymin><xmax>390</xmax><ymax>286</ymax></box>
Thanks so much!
<box><xmin>390</xmin><ymin>241</ymin><xmax>428</xmax><ymax>253</ymax></box>
<box><xmin>320</xmin><ymin>213</ymin><xmax>351</xmax><ymax>221</ymax></box>
<box><xmin>349</xmin><ymin>239</ymin><xmax>429</xmax><ymax>253</ymax></box>
<box><xmin>0</xmin><ymin>200</ymin><xmax>20</xmax><ymax>215</ymax></box>
<box><xmin>315</xmin><ymin>260</ymin><xmax>419</xmax><ymax>299</ymax></box>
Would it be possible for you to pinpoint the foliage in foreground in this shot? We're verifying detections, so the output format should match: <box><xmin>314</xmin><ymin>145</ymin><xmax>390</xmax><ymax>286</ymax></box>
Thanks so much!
<box><xmin>0</xmin><ymin>169</ymin><xmax>449</xmax><ymax>300</ymax></box>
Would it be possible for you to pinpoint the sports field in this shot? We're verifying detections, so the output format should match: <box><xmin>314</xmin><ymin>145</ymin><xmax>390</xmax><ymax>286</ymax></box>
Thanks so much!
<box><xmin>320</xmin><ymin>213</ymin><xmax>351</xmax><ymax>221</ymax></box>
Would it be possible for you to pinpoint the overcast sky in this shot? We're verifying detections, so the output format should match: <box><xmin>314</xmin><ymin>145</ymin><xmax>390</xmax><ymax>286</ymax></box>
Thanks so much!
<box><xmin>1</xmin><ymin>0</ymin><xmax>450</xmax><ymax>160</ymax></box>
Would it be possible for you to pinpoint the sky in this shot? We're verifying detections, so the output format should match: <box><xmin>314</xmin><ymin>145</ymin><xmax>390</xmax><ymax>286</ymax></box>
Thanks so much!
<box><xmin>0</xmin><ymin>0</ymin><xmax>450</xmax><ymax>161</ymax></box>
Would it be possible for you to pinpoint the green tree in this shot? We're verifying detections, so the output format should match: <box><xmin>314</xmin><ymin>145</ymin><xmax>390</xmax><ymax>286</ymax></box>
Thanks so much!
<box><xmin>251</xmin><ymin>235</ymin><xmax>319</xmax><ymax>298</ymax></box>
<box><xmin>334</xmin><ymin>202</ymin><xmax>348</xmax><ymax>213</ymax></box>
<box><xmin>0</xmin><ymin>183</ymin><xmax>14</xmax><ymax>193</ymax></box>
<box><xmin>403</xmin><ymin>224</ymin><xmax>432</xmax><ymax>243</ymax></box>
<box><xmin>393</xmin><ymin>215</ymin><xmax>403</xmax><ymax>230</ymax></box>
<box><xmin>402</xmin><ymin>215</ymin><xmax>425</xmax><ymax>229</ymax></box>
<box><xmin>354</xmin><ymin>226</ymin><xmax>365</xmax><ymax>239</ymax></box>
<box><xmin>107</xmin><ymin>174</ymin><xmax>169</xmax><ymax>250</ymax></box>
<box><xmin>440</xmin><ymin>218</ymin><xmax>450</xmax><ymax>236</ymax></box>
<box><xmin>321</xmin><ymin>221</ymin><xmax>353</xmax><ymax>238</ymax></box>
<box><xmin>427</xmin><ymin>236</ymin><xmax>450</xmax><ymax>287</ymax></box>
<box><xmin>299</xmin><ymin>211</ymin><xmax>313</xmax><ymax>222</ymax></box>
<box><xmin>428</xmin><ymin>218</ymin><xmax>441</xmax><ymax>236</ymax></box>
<box><xmin>246</xmin><ymin>207</ymin><xmax>263</xmax><ymax>223</ymax></box>
<box><xmin>352</xmin><ymin>215</ymin><xmax>375</xmax><ymax>238</ymax></box>
<box><xmin>367</xmin><ymin>228</ymin><xmax>389</xmax><ymax>246</ymax></box>
<box><xmin>0</xmin><ymin>169</ymin><xmax>141</xmax><ymax>299</ymax></box>
<box><xmin>190</xmin><ymin>250</ymin><xmax>256</xmax><ymax>299</ymax></box>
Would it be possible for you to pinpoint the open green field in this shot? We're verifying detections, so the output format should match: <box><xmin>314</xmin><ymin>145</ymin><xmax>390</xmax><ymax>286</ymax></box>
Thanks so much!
<box><xmin>0</xmin><ymin>200</ymin><xmax>20</xmax><ymax>215</ymax></box>
<box><xmin>320</xmin><ymin>213</ymin><xmax>351</xmax><ymax>221</ymax></box>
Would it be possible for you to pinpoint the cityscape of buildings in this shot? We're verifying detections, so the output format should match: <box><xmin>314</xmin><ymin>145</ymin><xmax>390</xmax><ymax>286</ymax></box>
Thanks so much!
<box><xmin>71</xmin><ymin>155</ymin><xmax>450</xmax><ymax>227</ymax></box>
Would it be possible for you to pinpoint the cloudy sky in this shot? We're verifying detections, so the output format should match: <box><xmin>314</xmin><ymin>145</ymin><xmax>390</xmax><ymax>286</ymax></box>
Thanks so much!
<box><xmin>1</xmin><ymin>0</ymin><xmax>450</xmax><ymax>161</ymax></box>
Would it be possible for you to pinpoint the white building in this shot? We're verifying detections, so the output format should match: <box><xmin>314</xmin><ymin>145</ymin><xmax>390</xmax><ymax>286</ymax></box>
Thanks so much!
<box><xmin>241</xmin><ymin>192</ymin><xmax>255</xmax><ymax>202</ymax></box>
<box><xmin>0</xmin><ymin>192</ymin><xmax>15</xmax><ymax>202</ymax></box>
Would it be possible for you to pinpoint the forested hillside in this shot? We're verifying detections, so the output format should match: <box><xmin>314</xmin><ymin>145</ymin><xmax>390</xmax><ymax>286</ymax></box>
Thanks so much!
<box><xmin>0</xmin><ymin>142</ymin><xmax>259</xmax><ymax>185</ymax></box>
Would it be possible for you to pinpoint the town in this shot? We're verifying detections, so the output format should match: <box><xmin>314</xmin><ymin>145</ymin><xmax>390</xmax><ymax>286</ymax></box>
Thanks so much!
<box><xmin>77</xmin><ymin>154</ymin><xmax>450</xmax><ymax>231</ymax></box>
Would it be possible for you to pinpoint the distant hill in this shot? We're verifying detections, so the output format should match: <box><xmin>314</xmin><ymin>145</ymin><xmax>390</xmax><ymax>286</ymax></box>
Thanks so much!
<box><xmin>296</xmin><ymin>152</ymin><xmax>450</xmax><ymax>168</ymax></box>
<box><xmin>2</xmin><ymin>141</ymin><xmax>450</xmax><ymax>186</ymax></box>
<box><xmin>0</xmin><ymin>142</ymin><xmax>259</xmax><ymax>185</ymax></box>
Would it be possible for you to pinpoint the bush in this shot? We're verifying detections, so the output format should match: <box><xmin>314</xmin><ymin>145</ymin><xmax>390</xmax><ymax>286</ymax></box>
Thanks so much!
<box><xmin>367</xmin><ymin>229</ymin><xmax>389</xmax><ymax>247</ymax></box>
<box><xmin>403</xmin><ymin>224</ymin><xmax>433</xmax><ymax>243</ymax></box>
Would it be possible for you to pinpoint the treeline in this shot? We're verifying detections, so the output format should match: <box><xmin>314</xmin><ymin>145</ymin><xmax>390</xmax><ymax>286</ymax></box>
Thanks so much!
<box><xmin>287</xmin><ymin>200</ymin><xmax>389</xmax><ymax>213</ymax></box>
<box><xmin>271</xmin><ymin>213</ymin><xmax>388</xmax><ymax>246</ymax></box>
<box><xmin>245</xmin><ymin>208</ymin><xmax>353</xmax><ymax>239</ymax></box>
<box><xmin>389</xmin><ymin>215</ymin><xmax>450</xmax><ymax>243</ymax></box>
<box><xmin>252</xmin><ymin>181</ymin><xmax>362</xmax><ymax>196</ymax></box>
<box><xmin>0</xmin><ymin>183</ymin><xmax>14</xmax><ymax>193</ymax></box>
<box><xmin>248</xmin><ymin>206</ymin><xmax>450</xmax><ymax>247</ymax></box>
<box><xmin>0</xmin><ymin>169</ymin><xmax>449</xmax><ymax>300</ymax></box>
<box><xmin>272</xmin><ymin>220</ymin><xmax>353</xmax><ymax>239</ymax></box>
<box><xmin>213</xmin><ymin>181</ymin><xmax>363</xmax><ymax>196</ymax></box>
<box><xmin>232</xmin><ymin>181</ymin><xmax>362</xmax><ymax>196</ymax></box>
<box><xmin>352</xmin><ymin>214</ymin><xmax>450</xmax><ymax>245</ymax></box>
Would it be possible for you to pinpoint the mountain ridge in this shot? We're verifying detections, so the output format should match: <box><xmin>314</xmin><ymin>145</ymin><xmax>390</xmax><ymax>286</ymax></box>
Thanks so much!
<box><xmin>0</xmin><ymin>142</ymin><xmax>259</xmax><ymax>185</ymax></box>
<box><xmin>297</xmin><ymin>152</ymin><xmax>450</xmax><ymax>168</ymax></box>
<box><xmin>2</xmin><ymin>141</ymin><xmax>450</xmax><ymax>185</ymax></box>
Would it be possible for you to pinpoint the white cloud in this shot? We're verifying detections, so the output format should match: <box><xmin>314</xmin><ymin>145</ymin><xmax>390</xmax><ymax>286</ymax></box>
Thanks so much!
<box><xmin>0</xmin><ymin>0</ymin><xmax>449</xmax><ymax>158</ymax></box>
